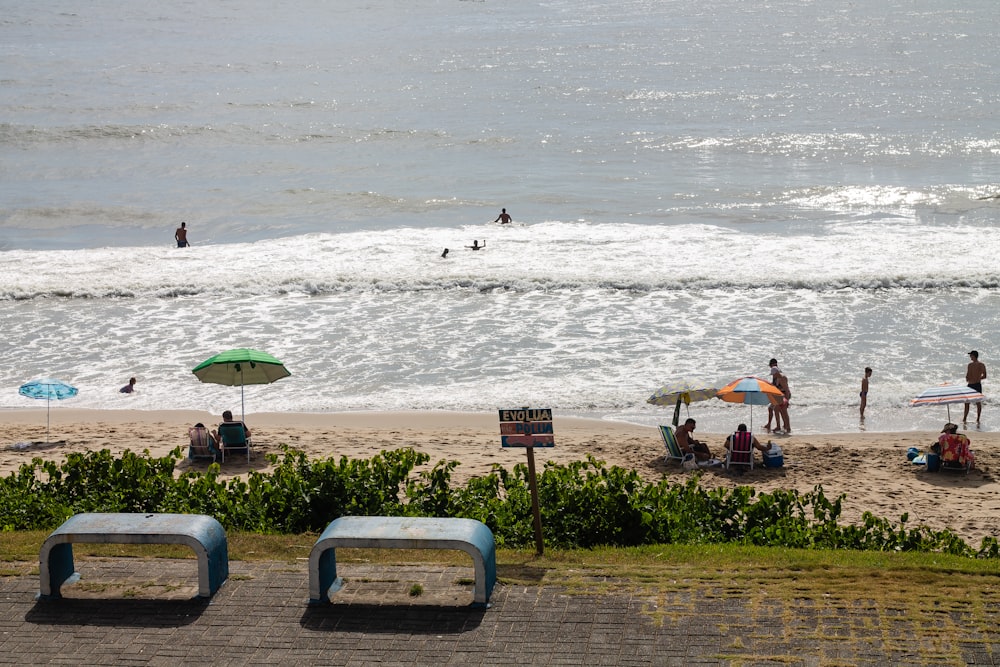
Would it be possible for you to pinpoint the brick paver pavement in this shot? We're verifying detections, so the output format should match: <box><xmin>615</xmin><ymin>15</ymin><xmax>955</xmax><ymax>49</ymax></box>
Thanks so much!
<box><xmin>1</xmin><ymin>558</ymin><xmax>999</xmax><ymax>665</ymax></box>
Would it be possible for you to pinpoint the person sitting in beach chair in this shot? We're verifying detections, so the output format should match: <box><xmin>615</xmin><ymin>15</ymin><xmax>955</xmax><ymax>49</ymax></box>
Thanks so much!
<box><xmin>659</xmin><ymin>424</ymin><xmax>686</xmax><ymax>464</ymax></box>
<box><xmin>723</xmin><ymin>423</ymin><xmax>767</xmax><ymax>470</ymax></box>
<box><xmin>938</xmin><ymin>422</ymin><xmax>974</xmax><ymax>473</ymax></box>
<box><xmin>213</xmin><ymin>410</ymin><xmax>253</xmax><ymax>463</ymax></box>
<box><xmin>188</xmin><ymin>423</ymin><xmax>221</xmax><ymax>463</ymax></box>
<box><xmin>675</xmin><ymin>418</ymin><xmax>712</xmax><ymax>462</ymax></box>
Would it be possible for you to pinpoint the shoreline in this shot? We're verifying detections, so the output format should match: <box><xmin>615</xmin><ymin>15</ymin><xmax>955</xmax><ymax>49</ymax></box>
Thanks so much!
<box><xmin>0</xmin><ymin>408</ymin><xmax>644</xmax><ymax>429</ymax></box>
<box><xmin>2</xmin><ymin>408</ymin><xmax>998</xmax><ymax>547</ymax></box>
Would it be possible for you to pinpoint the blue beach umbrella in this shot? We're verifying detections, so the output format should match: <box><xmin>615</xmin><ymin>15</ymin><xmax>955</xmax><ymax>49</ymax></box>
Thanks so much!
<box><xmin>18</xmin><ymin>378</ymin><xmax>79</xmax><ymax>443</ymax></box>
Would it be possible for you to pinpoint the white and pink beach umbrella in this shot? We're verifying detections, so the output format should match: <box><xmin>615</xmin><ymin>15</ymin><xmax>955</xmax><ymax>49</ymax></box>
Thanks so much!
<box><xmin>910</xmin><ymin>383</ymin><xmax>984</xmax><ymax>422</ymax></box>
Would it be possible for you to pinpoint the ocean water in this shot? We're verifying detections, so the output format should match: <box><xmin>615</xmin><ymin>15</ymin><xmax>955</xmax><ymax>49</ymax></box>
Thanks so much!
<box><xmin>2</xmin><ymin>0</ymin><xmax>999</xmax><ymax>434</ymax></box>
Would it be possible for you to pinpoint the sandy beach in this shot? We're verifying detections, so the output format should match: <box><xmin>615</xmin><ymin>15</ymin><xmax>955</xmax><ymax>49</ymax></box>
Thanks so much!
<box><xmin>2</xmin><ymin>409</ymin><xmax>997</xmax><ymax>547</ymax></box>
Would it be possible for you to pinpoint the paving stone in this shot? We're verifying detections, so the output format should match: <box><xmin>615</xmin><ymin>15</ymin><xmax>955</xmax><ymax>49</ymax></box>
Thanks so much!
<box><xmin>1</xmin><ymin>558</ymin><xmax>1000</xmax><ymax>665</ymax></box>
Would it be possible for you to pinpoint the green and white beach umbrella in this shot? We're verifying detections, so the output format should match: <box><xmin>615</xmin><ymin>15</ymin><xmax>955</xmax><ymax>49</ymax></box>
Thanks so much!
<box><xmin>192</xmin><ymin>348</ymin><xmax>291</xmax><ymax>420</ymax></box>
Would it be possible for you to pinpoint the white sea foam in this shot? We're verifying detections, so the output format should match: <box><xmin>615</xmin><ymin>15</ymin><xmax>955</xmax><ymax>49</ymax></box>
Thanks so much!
<box><xmin>1</xmin><ymin>217</ymin><xmax>998</xmax><ymax>435</ymax></box>
<box><xmin>3</xmin><ymin>216</ymin><xmax>1000</xmax><ymax>301</ymax></box>
<box><xmin>2</xmin><ymin>0</ymin><xmax>998</xmax><ymax>433</ymax></box>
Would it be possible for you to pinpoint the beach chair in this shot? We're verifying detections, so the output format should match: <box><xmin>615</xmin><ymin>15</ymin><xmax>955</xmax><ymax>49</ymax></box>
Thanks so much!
<box><xmin>659</xmin><ymin>425</ymin><xmax>685</xmax><ymax>464</ymax></box>
<box><xmin>938</xmin><ymin>434</ymin><xmax>973</xmax><ymax>475</ymax></box>
<box><xmin>188</xmin><ymin>426</ymin><xmax>220</xmax><ymax>463</ymax></box>
<box><xmin>724</xmin><ymin>430</ymin><xmax>755</xmax><ymax>471</ymax></box>
<box><xmin>216</xmin><ymin>422</ymin><xmax>252</xmax><ymax>463</ymax></box>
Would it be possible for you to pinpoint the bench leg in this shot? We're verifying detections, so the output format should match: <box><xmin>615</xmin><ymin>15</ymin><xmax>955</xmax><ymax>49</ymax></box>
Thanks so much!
<box><xmin>39</xmin><ymin>543</ymin><xmax>77</xmax><ymax>600</ymax></box>
<box><xmin>201</xmin><ymin>543</ymin><xmax>230</xmax><ymax>598</ymax></box>
<box><xmin>309</xmin><ymin>546</ymin><xmax>343</xmax><ymax>605</ymax></box>
<box><xmin>460</xmin><ymin>544</ymin><xmax>496</xmax><ymax>608</ymax></box>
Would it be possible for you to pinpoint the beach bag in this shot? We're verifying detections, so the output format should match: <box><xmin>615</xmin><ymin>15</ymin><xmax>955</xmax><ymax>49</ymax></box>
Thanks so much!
<box><xmin>764</xmin><ymin>442</ymin><xmax>784</xmax><ymax>468</ymax></box>
<box><xmin>926</xmin><ymin>452</ymin><xmax>941</xmax><ymax>472</ymax></box>
<box><xmin>681</xmin><ymin>453</ymin><xmax>698</xmax><ymax>471</ymax></box>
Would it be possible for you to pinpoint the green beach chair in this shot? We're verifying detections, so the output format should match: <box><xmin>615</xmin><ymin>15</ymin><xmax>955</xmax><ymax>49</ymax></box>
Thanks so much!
<box><xmin>659</xmin><ymin>425</ymin><xmax>685</xmax><ymax>464</ymax></box>
<box><xmin>217</xmin><ymin>421</ymin><xmax>252</xmax><ymax>463</ymax></box>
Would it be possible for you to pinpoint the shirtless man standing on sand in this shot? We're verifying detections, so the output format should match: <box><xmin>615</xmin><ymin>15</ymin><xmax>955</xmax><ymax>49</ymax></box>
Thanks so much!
<box><xmin>964</xmin><ymin>350</ymin><xmax>987</xmax><ymax>424</ymax></box>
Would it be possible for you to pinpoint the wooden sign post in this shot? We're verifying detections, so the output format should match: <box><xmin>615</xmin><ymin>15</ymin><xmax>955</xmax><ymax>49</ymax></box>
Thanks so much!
<box><xmin>499</xmin><ymin>407</ymin><xmax>553</xmax><ymax>555</ymax></box>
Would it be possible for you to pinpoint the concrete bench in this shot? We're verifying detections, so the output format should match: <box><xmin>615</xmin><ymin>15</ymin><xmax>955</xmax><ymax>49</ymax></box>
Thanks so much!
<box><xmin>38</xmin><ymin>513</ymin><xmax>229</xmax><ymax>600</ymax></box>
<box><xmin>309</xmin><ymin>516</ymin><xmax>497</xmax><ymax>608</ymax></box>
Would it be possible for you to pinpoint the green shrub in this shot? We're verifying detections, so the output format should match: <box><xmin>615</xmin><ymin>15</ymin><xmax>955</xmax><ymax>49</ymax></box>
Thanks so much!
<box><xmin>0</xmin><ymin>446</ymin><xmax>992</xmax><ymax>559</ymax></box>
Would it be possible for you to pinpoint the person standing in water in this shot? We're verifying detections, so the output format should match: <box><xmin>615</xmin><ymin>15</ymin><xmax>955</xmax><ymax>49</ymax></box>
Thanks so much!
<box><xmin>175</xmin><ymin>222</ymin><xmax>190</xmax><ymax>247</ymax></box>
<box><xmin>494</xmin><ymin>208</ymin><xmax>512</xmax><ymax>224</ymax></box>
<box><xmin>765</xmin><ymin>358</ymin><xmax>779</xmax><ymax>431</ymax></box>
<box><xmin>964</xmin><ymin>350</ymin><xmax>987</xmax><ymax>424</ymax></box>
<box><xmin>860</xmin><ymin>367</ymin><xmax>872</xmax><ymax>421</ymax></box>
<box><xmin>770</xmin><ymin>366</ymin><xmax>791</xmax><ymax>434</ymax></box>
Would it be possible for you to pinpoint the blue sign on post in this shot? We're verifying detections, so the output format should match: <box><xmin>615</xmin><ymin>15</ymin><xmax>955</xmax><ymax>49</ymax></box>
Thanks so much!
<box><xmin>498</xmin><ymin>408</ymin><xmax>554</xmax><ymax>447</ymax></box>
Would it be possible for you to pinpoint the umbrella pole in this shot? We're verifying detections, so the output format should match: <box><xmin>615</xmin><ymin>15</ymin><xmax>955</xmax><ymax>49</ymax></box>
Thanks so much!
<box><xmin>240</xmin><ymin>365</ymin><xmax>246</xmax><ymax>423</ymax></box>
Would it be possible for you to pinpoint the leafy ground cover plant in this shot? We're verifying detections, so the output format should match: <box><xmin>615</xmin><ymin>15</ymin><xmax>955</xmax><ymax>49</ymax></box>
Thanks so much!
<box><xmin>2</xmin><ymin>446</ymin><xmax>996</xmax><ymax>558</ymax></box>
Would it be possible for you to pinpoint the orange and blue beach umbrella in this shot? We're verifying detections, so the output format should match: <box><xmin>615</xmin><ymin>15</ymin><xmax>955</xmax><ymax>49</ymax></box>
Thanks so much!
<box><xmin>715</xmin><ymin>376</ymin><xmax>784</xmax><ymax>430</ymax></box>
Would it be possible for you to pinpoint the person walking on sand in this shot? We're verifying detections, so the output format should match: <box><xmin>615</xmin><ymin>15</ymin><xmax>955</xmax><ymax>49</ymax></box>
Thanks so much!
<box><xmin>860</xmin><ymin>367</ymin><xmax>872</xmax><ymax>420</ymax></box>
<box><xmin>964</xmin><ymin>350</ymin><xmax>987</xmax><ymax>423</ymax></box>
<box><xmin>175</xmin><ymin>222</ymin><xmax>190</xmax><ymax>247</ymax></box>
<box><xmin>493</xmin><ymin>208</ymin><xmax>512</xmax><ymax>224</ymax></box>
